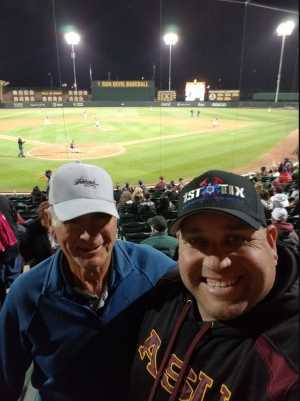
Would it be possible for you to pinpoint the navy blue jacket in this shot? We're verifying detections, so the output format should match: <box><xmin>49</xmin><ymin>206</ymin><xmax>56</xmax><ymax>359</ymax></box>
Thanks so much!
<box><xmin>0</xmin><ymin>240</ymin><xmax>176</xmax><ymax>401</ymax></box>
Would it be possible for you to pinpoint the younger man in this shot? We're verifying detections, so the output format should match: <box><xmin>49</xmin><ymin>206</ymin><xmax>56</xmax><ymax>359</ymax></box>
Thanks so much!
<box><xmin>130</xmin><ymin>170</ymin><xmax>299</xmax><ymax>401</ymax></box>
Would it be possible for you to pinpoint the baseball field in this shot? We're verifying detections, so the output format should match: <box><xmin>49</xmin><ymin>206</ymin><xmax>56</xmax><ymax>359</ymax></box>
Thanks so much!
<box><xmin>0</xmin><ymin>106</ymin><xmax>298</xmax><ymax>192</ymax></box>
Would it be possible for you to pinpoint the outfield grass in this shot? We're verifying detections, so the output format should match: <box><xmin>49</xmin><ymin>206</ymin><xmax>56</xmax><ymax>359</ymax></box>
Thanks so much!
<box><xmin>0</xmin><ymin>107</ymin><xmax>298</xmax><ymax>192</ymax></box>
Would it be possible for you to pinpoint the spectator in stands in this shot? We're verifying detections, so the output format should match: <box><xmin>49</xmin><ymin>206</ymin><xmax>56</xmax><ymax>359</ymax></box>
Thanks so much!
<box><xmin>291</xmin><ymin>166</ymin><xmax>298</xmax><ymax>182</ymax></box>
<box><xmin>270</xmin><ymin>186</ymin><xmax>289</xmax><ymax>209</ymax></box>
<box><xmin>176</xmin><ymin>177</ymin><xmax>184</xmax><ymax>192</ymax></box>
<box><xmin>260</xmin><ymin>190</ymin><xmax>273</xmax><ymax>212</ymax></box>
<box><xmin>0</xmin><ymin>212</ymin><xmax>18</xmax><ymax>306</ymax></box>
<box><xmin>289</xmin><ymin>185</ymin><xmax>299</xmax><ymax>204</ymax></box>
<box><xmin>260</xmin><ymin>166</ymin><xmax>268</xmax><ymax>177</ymax></box>
<box><xmin>156</xmin><ymin>194</ymin><xmax>176</xmax><ymax>218</ymax></box>
<box><xmin>119</xmin><ymin>188</ymin><xmax>132</xmax><ymax>204</ymax></box>
<box><xmin>31</xmin><ymin>185</ymin><xmax>44</xmax><ymax>206</ymax></box>
<box><xmin>141</xmin><ymin>215</ymin><xmax>178</xmax><ymax>259</ymax></box>
<box><xmin>289</xmin><ymin>198</ymin><xmax>300</xmax><ymax>218</ymax></box>
<box><xmin>129</xmin><ymin>170</ymin><xmax>299</xmax><ymax>401</ymax></box>
<box><xmin>254</xmin><ymin>180</ymin><xmax>263</xmax><ymax>194</ymax></box>
<box><xmin>168</xmin><ymin>180</ymin><xmax>177</xmax><ymax>191</ymax></box>
<box><xmin>278</xmin><ymin>167</ymin><xmax>293</xmax><ymax>185</ymax></box>
<box><xmin>131</xmin><ymin>194</ymin><xmax>144</xmax><ymax>215</ymax></box>
<box><xmin>19</xmin><ymin>201</ymin><xmax>57</xmax><ymax>268</ymax></box>
<box><xmin>0</xmin><ymin>194</ymin><xmax>26</xmax><ymax>241</ymax></box>
<box><xmin>131</xmin><ymin>186</ymin><xmax>144</xmax><ymax>202</ymax></box>
<box><xmin>0</xmin><ymin>162</ymin><xmax>176</xmax><ymax>401</ymax></box>
<box><xmin>118</xmin><ymin>189</ymin><xmax>134</xmax><ymax>214</ymax></box>
<box><xmin>271</xmin><ymin>207</ymin><xmax>299</xmax><ymax>250</ymax></box>
<box><xmin>123</xmin><ymin>182</ymin><xmax>133</xmax><ymax>193</ymax></box>
<box><xmin>287</xmin><ymin>181</ymin><xmax>299</xmax><ymax>214</ymax></box>
<box><xmin>0</xmin><ymin>195</ymin><xmax>18</xmax><ymax>236</ymax></box>
<box><xmin>137</xmin><ymin>179</ymin><xmax>147</xmax><ymax>193</ymax></box>
<box><xmin>44</xmin><ymin>169</ymin><xmax>52</xmax><ymax>193</ymax></box>
<box><xmin>270</xmin><ymin>164</ymin><xmax>280</xmax><ymax>179</ymax></box>
<box><xmin>155</xmin><ymin>176</ymin><xmax>167</xmax><ymax>191</ymax></box>
<box><xmin>138</xmin><ymin>192</ymin><xmax>156</xmax><ymax>219</ymax></box>
<box><xmin>283</xmin><ymin>157</ymin><xmax>293</xmax><ymax>173</ymax></box>
<box><xmin>113</xmin><ymin>184</ymin><xmax>122</xmax><ymax>203</ymax></box>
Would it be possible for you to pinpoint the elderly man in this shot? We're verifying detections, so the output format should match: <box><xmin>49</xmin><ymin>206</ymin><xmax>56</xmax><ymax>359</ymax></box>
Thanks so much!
<box><xmin>130</xmin><ymin>170</ymin><xmax>299</xmax><ymax>401</ymax></box>
<box><xmin>0</xmin><ymin>162</ymin><xmax>176</xmax><ymax>401</ymax></box>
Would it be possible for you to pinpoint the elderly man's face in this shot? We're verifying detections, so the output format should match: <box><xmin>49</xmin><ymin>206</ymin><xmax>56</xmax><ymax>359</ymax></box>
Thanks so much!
<box><xmin>178</xmin><ymin>212</ymin><xmax>278</xmax><ymax>321</ymax></box>
<box><xmin>52</xmin><ymin>213</ymin><xmax>117</xmax><ymax>274</ymax></box>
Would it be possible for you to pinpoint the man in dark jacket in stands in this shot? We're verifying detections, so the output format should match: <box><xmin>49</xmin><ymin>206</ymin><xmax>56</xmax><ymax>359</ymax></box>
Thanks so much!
<box><xmin>19</xmin><ymin>201</ymin><xmax>56</xmax><ymax>267</ymax></box>
<box><xmin>130</xmin><ymin>170</ymin><xmax>299</xmax><ymax>401</ymax></box>
<box><xmin>0</xmin><ymin>162</ymin><xmax>176</xmax><ymax>401</ymax></box>
<box><xmin>141</xmin><ymin>215</ymin><xmax>178</xmax><ymax>259</ymax></box>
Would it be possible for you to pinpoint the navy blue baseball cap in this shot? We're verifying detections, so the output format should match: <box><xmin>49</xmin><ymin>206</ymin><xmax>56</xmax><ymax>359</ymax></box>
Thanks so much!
<box><xmin>171</xmin><ymin>170</ymin><xmax>267</xmax><ymax>233</ymax></box>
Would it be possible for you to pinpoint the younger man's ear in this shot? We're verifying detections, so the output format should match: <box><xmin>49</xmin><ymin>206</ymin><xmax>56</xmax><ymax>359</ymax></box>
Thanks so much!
<box><xmin>266</xmin><ymin>225</ymin><xmax>278</xmax><ymax>262</ymax></box>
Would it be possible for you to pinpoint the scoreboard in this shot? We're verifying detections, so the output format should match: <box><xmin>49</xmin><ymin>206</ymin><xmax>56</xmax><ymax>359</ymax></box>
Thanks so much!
<box><xmin>185</xmin><ymin>81</ymin><xmax>206</xmax><ymax>101</ymax></box>
<box><xmin>208</xmin><ymin>90</ymin><xmax>240</xmax><ymax>102</ymax></box>
<box><xmin>92</xmin><ymin>80</ymin><xmax>155</xmax><ymax>101</ymax></box>
<box><xmin>157</xmin><ymin>90</ymin><xmax>176</xmax><ymax>101</ymax></box>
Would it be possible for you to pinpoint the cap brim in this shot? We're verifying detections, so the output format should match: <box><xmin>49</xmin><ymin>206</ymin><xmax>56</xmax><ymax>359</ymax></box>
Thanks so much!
<box><xmin>170</xmin><ymin>207</ymin><xmax>262</xmax><ymax>234</ymax></box>
<box><xmin>52</xmin><ymin>198</ymin><xmax>119</xmax><ymax>222</ymax></box>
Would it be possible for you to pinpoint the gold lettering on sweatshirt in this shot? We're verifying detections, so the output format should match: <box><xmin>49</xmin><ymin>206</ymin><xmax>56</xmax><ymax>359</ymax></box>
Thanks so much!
<box><xmin>219</xmin><ymin>384</ymin><xmax>232</xmax><ymax>401</ymax></box>
<box><xmin>161</xmin><ymin>354</ymin><xmax>197</xmax><ymax>400</ymax></box>
<box><xmin>138</xmin><ymin>330</ymin><xmax>232</xmax><ymax>399</ymax></box>
<box><xmin>138</xmin><ymin>329</ymin><xmax>161</xmax><ymax>378</ymax></box>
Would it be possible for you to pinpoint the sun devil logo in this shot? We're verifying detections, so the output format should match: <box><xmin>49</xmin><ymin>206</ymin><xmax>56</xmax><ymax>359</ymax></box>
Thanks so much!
<box><xmin>183</xmin><ymin>176</ymin><xmax>245</xmax><ymax>204</ymax></box>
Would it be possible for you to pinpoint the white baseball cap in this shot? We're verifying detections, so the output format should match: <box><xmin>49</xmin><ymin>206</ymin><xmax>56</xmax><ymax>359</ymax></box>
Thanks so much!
<box><xmin>49</xmin><ymin>162</ymin><xmax>119</xmax><ymax>222</ymax></box>
<box><xmin>271</xmin><ymin>207</ymin><xmax>288</xmax><ymax>222</ymax></box>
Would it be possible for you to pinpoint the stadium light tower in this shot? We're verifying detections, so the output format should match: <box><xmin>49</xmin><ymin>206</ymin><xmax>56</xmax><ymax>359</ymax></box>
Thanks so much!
<box><xmin>274</xmin><ymin>20</ymin><xmax>295</xmax><ymax>103</ymax></box>
<box><xmin>64</xmin><ymin>31</ymin><xmax>81</xmax><ymax>89</ymax></box>
<box><xmin>163</xmin><ymin>32</ymin><xmax>178</xmax><ymax>91</ymax></box>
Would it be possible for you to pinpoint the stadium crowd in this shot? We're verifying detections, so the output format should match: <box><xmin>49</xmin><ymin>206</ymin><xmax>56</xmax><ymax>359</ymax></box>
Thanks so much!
<box><xmin>0</xmin><ymin>157</ymin><xmax>299</xmax><ymax>306</ymax></box>
<box><xmin>0</xmin><ymin>158</ymin><xmax>298</xmax><ymax>401</ymax></box>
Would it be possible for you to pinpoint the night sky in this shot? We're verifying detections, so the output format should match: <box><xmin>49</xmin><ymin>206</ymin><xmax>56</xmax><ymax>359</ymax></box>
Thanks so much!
<box><xmin>0</xmin><ymin>0</ymin><xmax>298</xmax><ymax>97</ymax></box>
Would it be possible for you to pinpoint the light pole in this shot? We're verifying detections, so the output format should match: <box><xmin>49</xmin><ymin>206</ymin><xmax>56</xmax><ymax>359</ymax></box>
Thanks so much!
<box><xmin>64</xmin><ymin>31</ymin><xmax>80</xmax><ymax>90</ymax></box>
<box><xmin>274</xmin><ymin>20</ymin><xmax>295</xmax><ymax>103</ymax></box>
<box><xmin>163</xmin><ymin>32</ymin><xmax>178</xmax><ymax>91</ymax></box>
<box><xmin>48</xmin><ymin>72</ymin><xmax>53</xmax><ymax>91</ymax></box>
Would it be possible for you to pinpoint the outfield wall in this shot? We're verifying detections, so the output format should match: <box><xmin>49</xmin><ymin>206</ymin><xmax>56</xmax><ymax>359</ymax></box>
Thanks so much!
<box><xmin>0</xmin><ymin>101</ymin><xmax>298</xmax><ymax>109</ymax></box>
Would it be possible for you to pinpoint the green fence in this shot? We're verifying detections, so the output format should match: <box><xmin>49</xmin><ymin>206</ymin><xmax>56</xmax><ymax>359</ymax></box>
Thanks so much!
<box><xmin>253</xmin><ymin>92</ymin><xmax>299</xmax><ymax>101</ymax></box>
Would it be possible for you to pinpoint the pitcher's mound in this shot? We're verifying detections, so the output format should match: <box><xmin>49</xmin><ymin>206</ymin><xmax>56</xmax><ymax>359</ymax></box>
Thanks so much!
<box><xmin>29</xmin><ymin>143</ymin><xmax>126</xmax><ymax>160</ymax></box>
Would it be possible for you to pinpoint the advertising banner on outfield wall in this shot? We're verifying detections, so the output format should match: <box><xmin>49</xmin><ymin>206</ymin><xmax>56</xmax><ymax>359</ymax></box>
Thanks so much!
<box><xmin>0</xmin><ymin>101</ymin><xmax>298</xmax><ymax>109</ymax></box>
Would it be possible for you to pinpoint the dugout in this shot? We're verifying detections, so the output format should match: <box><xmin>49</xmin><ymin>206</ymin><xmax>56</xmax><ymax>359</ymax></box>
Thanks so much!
<box><xmin>91</xmin><ymin>80</ymin><xmax>155</xmax><ymax>101</ymax></box>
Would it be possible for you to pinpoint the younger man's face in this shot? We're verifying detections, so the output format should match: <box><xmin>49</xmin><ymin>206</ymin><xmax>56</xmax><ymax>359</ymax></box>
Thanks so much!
<box><xmin>178</xmin><ymin>212</ymin><xmax>278</xmax><ymax>321</ymax></box>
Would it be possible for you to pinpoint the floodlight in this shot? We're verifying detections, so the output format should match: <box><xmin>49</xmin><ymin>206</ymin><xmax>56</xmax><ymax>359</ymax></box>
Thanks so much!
<box><xmin>163</xmin><ymin>32</ymin><xmax>178</xmax><ymax>46</ymax></box>
<box><xmin>163</xmin><ymin>32</ymin><xmax>179</xmax><ymax>91</ymax></box>
<box><xmin>276</xmin><ymin>20</ymin><xmax>295</xmax><ymax>37</ymax></box>
<box><xmin>274</xmin><ymin>21</ymin><xmax>296</xmax><ymax>103</ymax></box>
<box><xmin>64</xmin><ymin>31</ymin><xmax>81</xmax><ymax>89</ymax></box>
<box><xmin>64</xmin><ymin>31</ymin><xmax>81</xmax><ymax>46</ymax></box>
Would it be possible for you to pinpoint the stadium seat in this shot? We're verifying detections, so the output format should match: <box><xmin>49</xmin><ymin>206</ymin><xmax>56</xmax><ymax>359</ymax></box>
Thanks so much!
<box><xmin>124</xmin><ymin>232</ymin><xmax>151</xmax><ymax>244</ymax></box>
